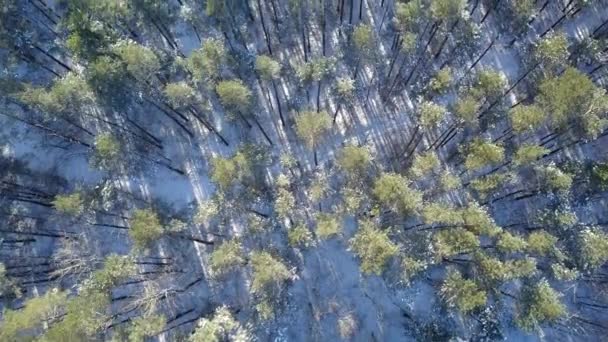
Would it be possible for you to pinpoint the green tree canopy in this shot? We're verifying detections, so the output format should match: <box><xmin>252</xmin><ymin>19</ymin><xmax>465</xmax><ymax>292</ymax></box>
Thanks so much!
<box><xmin>255</xmin><ymin>55</ymin><xmax>281</xmax><ymax>80</ymax></box>
<box><xmin>513</xmin><ymin>144</ymin><xmax>549</xmax><ymax>166</ymax></box>
<box><xmin>164</xmin><ymin>81</ymin><xmax>196</xmax><ymax>109</ymax></box>
<box><xmin>373</xmin><ymin>173</ymin><xmax>423</xmax><ymax>214</ymax></box>
<box><xmin>250</xmin><ymin>251</ymin><xmax>291</xmax><ymax>294</ymax></box>
<box><xmin>517</xmin><ymin>280</ymin><xmax>566</xmax><ymax>330</ymax></box>
<box><xmin>419</xmin><ymin>101</ymin><xmax>446</xmax><ymax>128</ymax></box>
<box><xmin>535</xmin><ymin>33</ymin><xmax>569</xmax><ymax>72</ymax></box>
<box><xmin>216</xmin><ymin>80</ymin><xmax>252</xmax><ymax>112</ymax></box>
<box><xmin>209</xmin><ymin>239</ymin><xmax>245</xmax><ymax>276</ymax></box>
<box><xmin>350</xmin><ymin>220</ymin><xmax>399</xmax><ymax>275</ymax></box>
<box><xmin>129</xmin><ymin>209</ymin><xmax>164</xmax><ymax>251</ymax></box>
<box><xmin>337</xmin><ymin>145</ymin><xmax>371</xmax><ymax>177</ymax></box>
<box><xmin>440</xmin><ymin>269</ymin><xmax>487</xmax><ymax>314</ymax></box>
<box><xmin>53</xmin><ymin>192</ymin><xmax>84</xmax><ymax>216</ymax></box>
<box><xmin>113</xmin><ymin>40</ymin><xmax>160</xmax><ymax>81</ymax></box>
<box><xmin>510</xmin><ymin>104</ymin><xmax>546</xmax><ymax>133</ymax></box>
<box><xmin>538</xmin><ymin>68</ymin><xmax>608</xmax><ymax>138</ymax></box>
<box><xmin>93</xmin><ymin>133</ymin><xmax>121</xmax><ymax>169</ymax></box>
<box><xmin>578</xmin><ymin>228</ymin><xmax>608</xmax><ymax>269</ymax></box>
<box><xmin>464</xmin><ymin>139</ymin><xmax>505</xmax><ymax>171</ymax></box>
<box><xmin>295</xmin><ymin>110</ymin><xmax>332</xmax><ymax>150</ymax></box>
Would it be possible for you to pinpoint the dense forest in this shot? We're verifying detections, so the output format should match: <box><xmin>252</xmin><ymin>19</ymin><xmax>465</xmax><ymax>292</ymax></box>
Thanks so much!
<box><xmin>1</xmin><ymin>0</ymin><xmax>608</xmax><ymax>340</ymax></box>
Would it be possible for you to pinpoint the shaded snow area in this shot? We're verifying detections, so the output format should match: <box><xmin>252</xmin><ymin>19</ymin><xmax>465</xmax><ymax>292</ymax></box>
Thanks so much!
<box><xmin>2</xmin><ymin>0</ymin><xmax>608</xmax><ymax>341</ymax></box>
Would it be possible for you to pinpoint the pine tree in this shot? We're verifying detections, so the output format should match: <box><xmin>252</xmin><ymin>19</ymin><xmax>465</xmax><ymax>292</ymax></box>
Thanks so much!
<box><xmin>440</xmin><ymin>269</ymin><xmax>487</xmax><ymax>314</ymax></box>
<box><xmin>419</xmin><ymin>101</ymin><xmax>446</xmax><ymax>128</ymax></box>
<box><xmin>373</xmin><ymin>173</ymin><xmax>423</xmax><ymax>215</ymax></box>
<box><xmin>209</xmin><ymin>239</ymin><xmax>245</xmax><ymax>276</ymax></box>
<box><xmin>464</xmin><ymin>139</ymin><xmax>505</xmax><ymax>171</ymax></box>
<box><xmin>517</xmin><ymin>280</ymin><xmax>566</xmax><ymax>330</ymax></box>
<box><xmin>129</xmin><ymin>209</ymin><xmax>164</xmax><ymax>251</ymax></box>
<box><xmin>216</xmin><ymin>80</ymin><xmax>252</xmax><ymax>112</ymax></box>
<box><xmin>350</xmin><ymin>220</ymin><xmax>399</xmax><ymax>275</ymax></box>
<box><xmin>53</xmin><ymin>192</ymin><xmax>84</xmax><ymax>216</ymax></box>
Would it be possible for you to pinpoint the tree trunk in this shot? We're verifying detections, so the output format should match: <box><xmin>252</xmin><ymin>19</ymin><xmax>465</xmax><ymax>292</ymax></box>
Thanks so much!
<box><xmin>256</xmin><ymin>0</ymin><xmax>273</xmax><ymax>55</ymax></box>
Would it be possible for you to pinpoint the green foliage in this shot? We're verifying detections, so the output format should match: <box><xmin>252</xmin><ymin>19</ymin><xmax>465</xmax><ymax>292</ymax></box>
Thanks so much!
<box><xmin>89</xmin><ymin>254</ymin><xmax>135</xmax><ymax>292</ymax></box>
<box><xmin>401</xmin><ymin>257</ymin><xmax>426</xmax><ymax>285</ymax></box>
<box><xmin>433</xmin><ymin>228</ymin><xmax>479</xmax><ymax>258</ymax></box>
<box><xmin>517</xmin><ymin>280</ymin><xmax>566</xmax><ymax>330</ymax></box>
<box><xmin>288</xmin><ymin>224</ymin><xmax>313</xmax><ymax>247</ymax></box>
<box><xmin>551</xmin><ymin>263</ymin><xmax>578</xmax><ymax>281</ymax></box>
<box><xmin>410</xmin><ymin>151</ymin><xmax>440</xmax><ymax>179</ymax></box>
<box><xmin>164</xmin><ymin>82</ymin><xmax>196</xmax><ymax>108</ymax></box>
<box><xmin>113</xmin><ymin>40</ymin><xmax>159</xmax><ymax>81</ymax></box>
<box><xmin>53</xmin><ymin>192</ymin><xmax>84</xmax><ymax>216</ymax></box>
<box><xmin>440</xmin><ymin>170</ymin><xmax>461</xmax><ymax>190</ymax></box>
<box><xmin>335</xmin><ymin>77</ymin><xmax>356</xmax><ymax>100</ymax></box>
<box><xmin>421</xmin><ymin>203</ymin><xmax>464</xmax><ymax>225</ymax></box>
<box><xmin>342</xmin><ymin>186</ymin><xmax>365</xmax><ymax>214</ymax></box>
<box><xmin>19</xmin><ymin>73</ymin><xmax>94</xmax><ymax>114</ymax></box>
<box><xmin>295</xmin><ymin>57</ymin><xmax>335</xmax><ymax>83</ymax></box>
<box><xmin>471</xmin><ymin>69</ymin><xmax>506</xmax><ymax>100</ymax></box>
<box><xmin>316</xmin><ymin>213</ymin><xmax>341</xmax><ymax>239</ymax></box>
<box><xmin>538</xmin><ymin>68</ymin><xmax>608</xmax><ymax>137</ymax></box>
<box><xmin>209</xmin><ymin>239</ymin><xmax>244</xmax><ymax>275</ymax></box>
<box><xmin>592</xmin><ymin>163</ymin><xmax>608</xmax><ymax>190</ymax></box>
<box><xmin>394</xmin><ymin>1</ymin><xmax>422</xmax><ymax>31</ymax></box>
<box><xmin>512</xmin><ymin>0</ymin><xmax>535</xmax><ymax>21</ymax></box>
<box><xmin>216</xmin><ymin>80</ymin><xmax>252</xmax><ymax>112</ymax></box>
<box><xmin>513</xmin><ymin>144</ymin><xmax>548</xmax><ymax>166</ymax></box>
<box><xmin>464</xmin><ymin>139</ymin><xmax>505</xmax><ymax>171</ymax></box>
<box><xmin>275</xmin><ymin>187</ymin><xmax>295</xmax><ymax>219</ymax></box>
<box><xmin>250</xmin><ymin>251</ymin><xmax>291</xmax><ymax>294</ymax></box>
<box><xmin>497</xmin><ymin>231</ymin><xmax>527</xmax><ymax>253</ymax></box>
<box><xmin>578</xmin><ymin>228</ymin><xmax>608</xmax><ymax>269</ymax></box>
<box><xmin>429</xmin><ymin>67</ymin><xmax>452</xmax><ymax>93</ymax></box>
<box><xmin>295</xmin><ymin>110</ymin><xmax>332</xmax><ymax>149</ymax></box>
<box><xmin>419</xmin><ymin>101</ymin><xmax>446</xmax><ymax>128</ymax></box>
<box><xmin>440</xmin><ymin>269</ymin><xmax>486</xmax><ymax>314</ymax></box>
<box><xmin>128</xmin><ymin>314</ymin><xmax>166</xmax><ymax>342</ymax></box>
<box><xmin>475</xmin><ymin>252</ymin><xmax>509</xmax><ymax>283</ymax></box>
<box><xmin>210</xmin><ymin>151</ymin><xmax>252</xmax><ymax>190</ymax></box>
<box><xmin>93</xmin><ymin>133</ymin><xmax>121</xmax><ymax>169</ymax></box>
<box><xmin>45</xmin><ymin>289</ymin><xmax>110</xmax><ymax>340</ymax></box>
<box><xmin>470</xmin><ymin>173</ymin><xmax>510</xmax><ymax>200</ymax></box>
<box><xmin>87</xmin><ymin>56</ymin><xmax>128</xmax><ymax>101</ymax></box>
<box><xmin>430</xmin><ymin>0</ymin><xmax>466</xmax><ymax>21</ymax></box>
<box><xmin>308</xmin><ymin>174</ymin><xmax>329</xmax><ymax>203</ymax></box>
<box><xmin>353</xmin><ymin>24</ymin><xmax>373</xmax><ymax>56</ymax></box>
<box><xmin>510</xmin><ymin>104</ymin><xmax>546</xmax><ymax>133</ymax></box>
<box><xmin>194</xmin><ymin>197</ymin><xmax>221</xmax><ymax>225</ymax></box>
<box><xmin>255</xmin><ymin>55</ymin><xmax>281</xmax><ymax>80</ymax></box>
<box><xmin>535</xmin><ymin>33</ymin><xmax>569</xmax><ymax>72</ymax></box>
<box><xmin>462</xmin><ymin>203</ymin><xmax>502</xmax><ymax>237</ymax></box>
<box><xmin>506</xmin><ymin>258</ymin><xmax>538</xmax><ymax>279</ymax></box>
<box><xmin>350</xmin><ymin>220</ymin><xmax>399</xmax><ymax>275</ymax></box>
<box><xmin>535</xmin><ymin>164</ymin><xmax>573</xmax><ymax>192</ymax></box>
<box><xmin>401</xmin><ymin>32</ymin><xmax>418</xmax><ymax>52</ymax></box>
<box><xmin>187</xmin><ymin>38</ymin><xmax>226</xmax><ymax>81</ymax></box>
<box><xmin>373</xmin><ymin>173</ymin><xmax>423</xmax><ymax>215</ymax></box>
<box><xmin>190</xmin><ymin>306</ymin><xmax>251</xmax><ymax>342</ymax></box>
<box><xmin>0</xmin><ymin>289</ymin><xmax>68</xmax><ymax>341</ymax></box>
<box><xmin>527</xmin><ymin>230</ymin><xmax>557</xmax><ymax>256</ymax></box>
<box><xmin>337</xmin><ymin>145</ymin><xmax>371</xmax><ymax>177</ymax></box>
<box><xmin>454</xmin><ymin>95</ymin><xmax>480</xmax><ymax>125</ymax></box>
<box><xmin>129</xmin><ymin>209</ymin><xmax>164</xmax><ymax>251</ymax></box>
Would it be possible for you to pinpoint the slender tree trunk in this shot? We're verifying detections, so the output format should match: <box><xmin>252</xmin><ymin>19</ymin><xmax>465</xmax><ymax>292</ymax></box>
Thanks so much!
<box><xmin>256</xmin><ymin>0</ymin><xmax>273</xmax><ymax>55</ymax></box>
<box><xmin>272</xmin><ymin>80</ymin><xmax>285</xmax><ymax>127</ymax></box>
